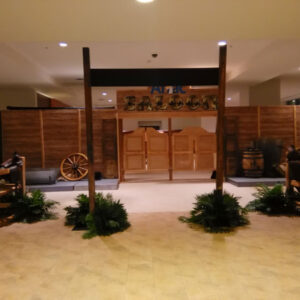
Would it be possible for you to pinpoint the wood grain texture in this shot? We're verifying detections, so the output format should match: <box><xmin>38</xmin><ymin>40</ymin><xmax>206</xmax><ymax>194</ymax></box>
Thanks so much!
<box><xmin>123</xmin><ymin>128</ymin><xmax>146</xmax><ymax>173</ymax></box>
<box><xmin>102</xmin><ymin>119</ymin><xmax>118</xmax><ymax>178</ymax></box>
<box><xmin>1</xmin><ymin>110</ymin><xmax>42</xmax><ymax>168</ymax></box>
<box><xmin>117</xmin><ymin>88</ymin><xmax>218</xmax><ymax>113</ymax></box>
<box><xmin>80</xmin><ymin>110</ymin><xmax>104</xmax><ymax>174</ymax></box>
<box><xmin>146</xmin><ymin>127</ymin><xmax>169</xmax><ymax>171</ymax></box>
<box><xmin>260</xmin><ymin>106</ymin><xmax>294</xmax><ymax>149</ymax></box>
<box><xmin>225</xmin><ymin>107</ymin><xmax>258</xmax><ymax>150</ymax></box>
<box><xmin>39</xmin><ymin>111</ymin><xmax>45</xmax><ymax>168</ymax></box>
<box><xmin>296</xmin><ymin>106</ymin><xmax>300</xmax><ymax>149</ymax></box>
<box><xmin>43</xmin><ymin>110</ymin><xmax>79</xmax><ymax>168</ymax></box>
<box><xmin>216</xmin><ymin>44</ymin><xmax>226</xmax><ymax>191</ymax></box>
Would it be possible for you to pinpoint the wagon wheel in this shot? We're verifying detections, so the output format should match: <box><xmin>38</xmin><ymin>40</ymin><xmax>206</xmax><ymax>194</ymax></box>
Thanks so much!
<box><xmin>60</xmin><ymin>153</ymin><xmax>88</xmax><ymax>181</ymax></box>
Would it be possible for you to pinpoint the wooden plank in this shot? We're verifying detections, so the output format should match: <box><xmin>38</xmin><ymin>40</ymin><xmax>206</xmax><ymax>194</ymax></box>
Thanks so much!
<box><xmin>296</xmin><ymin>106</ymin><xmax>300</xmax><ymax>148</ymax></box>
<box><xmin>146</xmin><ymin>128</ymin><xmax>169</xmax><ymax>171</ymax></box>
<box><xmin>43</xmin><ymin>110</ymin><xmax>79</xmax><ymax>168</ymax></box>
<box><xmin>123</xmin><ymin>128</ymin><xmax>146</xmax><ymax>173</ymax></box>
<box><xmin>257</xmin><ymin>106</ymin><xmax>261</xmax><ymax>138</ymax></box>
<box><xmin>168</xmin><ymin>118</ymin><xmax>173</xmax><ymax>180</ymax></box>
<box><xmin>118</xmin><ymin>110</ymin><xmax>217</xmax><ymax>119</ymax></box>
<box><xmin>216</xmin><ymin>44</ymin><xmax>227</xmax><ymax>192</ymax></box>
<box><xmin>1</xmin><ymin>110</ymin><xmax>42</xmax><ymax>168</ymax></box>
<box><xmin>78</xmin><ymin>109</ymin><xmax>82</xmax><ymax>153</ymax></box>
<box><xmin>294</xmin><ymin>106</ymin><xmax>297</xmax><ymax>147</ymax></box>
<box><xmin>83</xmin><ymin>47</ymin><xmax>95</xmax><ymax>213</ymax></box>
<box><xmin>20</xmin><ymin>156</ymin><xmax>26</xmax><ymax>194</ymax></box>
<box><xmin>225</xmin><ymin>106</ymin><xmax>258</xmax><ymax>150</ymax></box>
<box><xmin>172</xmin><ymin>128</ymin><xmax>195</xmax><ymax>171</ymax></box>
<box><xmin>39</xmin><ymin>111</ymin><xmax>45</xmax><ymax>168</ymax></box>
<box><xmin>80</xmin><ymin>110</ymin><xmax>104</xmax><ymax>174</ymax></box>
<box><xmin>260</xmin><ymin>106</ymin><xmax>294</xmax><ymax>156</ymax></box>
<box><xmin>102</xmin><ymin>119</ymin><xmax>118</xmax><ymax>178</ymax></box>
<box><xmin>119</xmin><ymin>119</ymin><xmax>125</xmax><ymax>181</ymax></box>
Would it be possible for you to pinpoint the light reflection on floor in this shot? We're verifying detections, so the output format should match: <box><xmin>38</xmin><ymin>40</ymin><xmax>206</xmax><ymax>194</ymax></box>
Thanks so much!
<box><xmin>0</xmin><ymin>181</ymin><xmax>299</xmax><ymax>300</ymax></box>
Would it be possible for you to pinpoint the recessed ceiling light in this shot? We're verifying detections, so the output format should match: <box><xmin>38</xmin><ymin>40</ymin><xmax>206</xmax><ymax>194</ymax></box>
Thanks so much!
<box><xmin>227</xmin><ymin>97</ymin><xmax>232</xmax><ymax>101</ymax></box>
<box><xmin>137</xmin><ymin>0</ymin><xmax>154</xmax><ymax>3</ymax></box>
<box><xmin>218</xmin><ymin>40</ymin><xmax>227</xmax><ymax>46</ymax></box>
<box><xmin>59</xmin><ymin>42</ymin><xmax>68</xmax><ymax>48</ymax></box>
<box><xmin>108</xmin><ymin>99</ymin><xmax>112</xmax><ymax>103</ymax></box>
<box><xmin>102</xmin><ymin>92</ymin><xmax>107</xmax><ymax>96</ymax></box>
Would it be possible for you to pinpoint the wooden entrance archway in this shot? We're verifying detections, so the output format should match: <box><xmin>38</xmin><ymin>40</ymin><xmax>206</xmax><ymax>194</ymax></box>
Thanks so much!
<box><xmin>83</xmin><ymin>46</ymin><xmax>227</xmax><ymax>212</ymax></box>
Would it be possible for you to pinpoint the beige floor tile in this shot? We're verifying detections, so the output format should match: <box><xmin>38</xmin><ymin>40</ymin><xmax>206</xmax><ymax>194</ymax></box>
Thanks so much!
<box><xmin>1</xmin><ymin>182</ymin><xmax>300</xmax><ymax>299</ymax></box>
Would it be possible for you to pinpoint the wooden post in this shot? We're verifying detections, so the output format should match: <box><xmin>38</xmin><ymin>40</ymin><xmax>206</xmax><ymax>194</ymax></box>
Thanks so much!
<box><xmin>83</xmin><ymin>47</ymin><xmax>95</xmax><ymax>213</ymax></box>
<box><xmin>118</xmin><ymin>118</ymin><xmax>124</xmax><ymax>182</ymax></box>
<box><xmin>257</xmin><ymin>106</ymin><xmax>261</xmax><ymax>138</ymax></box>
<box><xmin>168</xmin><ymin>118</ymin><xmax>173</xmax><ymax>180</ymax></box>
<box><xmin>39</xmin><ymin>111</ymin><xmax>45</xmax><ymax>168</ymax></box>
<box><xmin>293</xmin><ymin>106</ymin><xmax>297</xmax><ymax>147</ymax></box>
<box><xmin>78</xmin><ymin>109</ymin><xmax>82</xmax><ymax>153</ymax></box>
<box><xmin>20</xmin><ymin>156</ymin><xmax>26</xmax><ymax>195</ymax></box>
<box><xmin>216</xmin><ymin>44</ymin><xmax>227</xmax><ymax>194</ymax></box>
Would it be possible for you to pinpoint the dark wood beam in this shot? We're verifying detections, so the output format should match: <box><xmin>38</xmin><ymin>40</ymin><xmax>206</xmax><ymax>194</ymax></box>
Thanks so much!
<box><xmin>83</xmin><ymin>47</ymin><xmax>95</xmax><ymax>212</ymax></box>
<box><xmin>168</xmin><ymin>118</ymin><xmax>173</xmax><ymax>181</ymax></box>
<box><xmin>90</xmin><ymin>68</ymin><xmax>219</xmax><ymax>87</ymax></box>
<box><xmin>118</xmin><ymin>118</ymin><xmax>124</xmax><ymax>182</ymax></box>
<box><xmin>216</xmin><ymin>45</ymin><xmax>227</xmax><ymax>193</ymax></box>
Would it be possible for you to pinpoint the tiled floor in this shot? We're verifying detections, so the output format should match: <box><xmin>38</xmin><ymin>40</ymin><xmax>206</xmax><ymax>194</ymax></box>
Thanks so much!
<box><xmin>0</xmin><ymin>182</ymin><xmax>300</xmax><ymax>300</ymax></box>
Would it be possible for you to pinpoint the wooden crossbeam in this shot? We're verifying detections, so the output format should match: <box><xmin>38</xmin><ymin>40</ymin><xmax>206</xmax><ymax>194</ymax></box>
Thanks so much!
<box><xmin>90</xmin><ymin>68</ymin><xmax>219</xmax><ymax>87</ymax></box>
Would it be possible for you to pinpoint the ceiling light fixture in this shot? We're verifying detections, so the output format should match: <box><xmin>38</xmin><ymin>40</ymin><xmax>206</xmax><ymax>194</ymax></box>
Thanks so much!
<box><xmin>102</xmin><ymin>92</ymin><xmax>107</xmax><ymax>96</ymax></box>
<box><xmin>108</xmin><ymin>99</ymin><xmax>113</xmax><ymax>103</ymax></box>
<box><xmin>59</xmin><ymin>42</ymin><xmax>68</xmax><ymax>48</ymax></box>
<box><xmin>218</xmin><ymin>40</ymin><xmax>227</xmax><ymax>46</ymax></box>
<box><xmin>227</xmin><ymin>97</ymin><xmax>232</xmax><ymax>101</ymax></box>
<box><xmin>137</xmin><ymin>0</ymin><xmax>154</xmax><ymax>3</ymax></box>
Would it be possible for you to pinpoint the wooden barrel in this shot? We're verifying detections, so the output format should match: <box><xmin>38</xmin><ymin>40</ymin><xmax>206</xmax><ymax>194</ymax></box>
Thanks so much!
<box><xmin>242</xmin><ymin>149</ymin><xmax>264</xmax><ymax>178</ymax></box>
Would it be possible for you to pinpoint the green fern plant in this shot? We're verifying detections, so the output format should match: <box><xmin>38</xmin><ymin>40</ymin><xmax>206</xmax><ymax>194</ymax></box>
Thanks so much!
<box><xmin>7</xmin><ymin>190</ymin><xmax>58</xmax><ymax>223</ymax></box>
<box><xmin>65</xmin><ymin>193</ymin><xmax>130</xmax><ymax>238</ymax></box>
<box><xmin>65</xmin><ymin>194</ymin><xmax>89</xmax><ymax>229</ymax></box>
<box><xmin>246</xmin><ymin>184</ymin><xmax>297</xmax><ymax>214</ymax></box>
<box><xmin>179</xmin><ymin>190</ymin><xmax>248</xmax><ymax>232</ymax></box>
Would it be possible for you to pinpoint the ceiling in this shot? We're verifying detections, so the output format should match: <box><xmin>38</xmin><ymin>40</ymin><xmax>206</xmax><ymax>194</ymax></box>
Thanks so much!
<box><xmin>1</xmin><ymin>0</ymin><xmax>300</xmax><ymax>106</ymax></box>
<box><xmin>1</xmin><ymin>0</ymin><xmax>300</xmax><ymax>42</ymax></box>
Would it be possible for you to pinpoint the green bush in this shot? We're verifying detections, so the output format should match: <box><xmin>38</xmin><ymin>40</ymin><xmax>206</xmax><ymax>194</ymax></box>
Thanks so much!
<box><xmin>246</xmin><ymin>184</ymin><xmax>297</xmax><ymax>214</ymax></box>
<box><xmin>179</xmin><ymin>190</ymin><xmax>248</xmax><ymax>232</ymax></box>
<box><xmin>65</xmin><ymin>194</ymin><xmax>89</xmax><ymax>229</ymax></box>
<box><xmin>64</xmin><ymin>193</ymin><xmax>130</xmax><ymax>238</ymax></box>
<box><xmin>4</xmin><ymin>190</ymin><xmax>58</xmax><ymax>223</ymax></box>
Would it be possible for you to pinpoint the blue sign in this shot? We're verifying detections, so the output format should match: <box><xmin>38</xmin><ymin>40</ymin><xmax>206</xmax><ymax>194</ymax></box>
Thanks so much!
<box><xmin>150</xmin><ymin>86</ymin><xmax>186</xmax><ymax>94</ymax></box>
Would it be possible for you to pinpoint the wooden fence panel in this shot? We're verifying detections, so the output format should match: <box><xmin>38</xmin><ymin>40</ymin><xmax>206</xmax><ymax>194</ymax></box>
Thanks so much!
<box><xmin>1</xmin><ymin>111</ymin><xmax>42</xmax><ymax>168</ymax></box>
<box><xmin>225</xmin><ymin>107</ymin><xmax>258</xmax><ymax>150</ymax></box>
<box><xmin>260</xmin><ymin>106</ymin><xmax>294</xmax><ymax>150</ymax></box>
<box><xmin>43</xmin><ymin>110</ymin><xmax>79</xmax><ymax>168</ymax></box>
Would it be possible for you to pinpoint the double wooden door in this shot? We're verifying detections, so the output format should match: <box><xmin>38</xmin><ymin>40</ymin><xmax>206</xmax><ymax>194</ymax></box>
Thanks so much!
<box><xmin>172</xmin><ymin>127</ymin><xmax>216</xmax><ymax>171</ymax></box>
<box><xmin>123</xmin><ymin>127</ymin><xmax>169</xmax><ymax>173</ymax></box>
<box><xmin>123</xmin><ymin>127</ymin><xmax>216</xmax><ymax>174</ymax></box>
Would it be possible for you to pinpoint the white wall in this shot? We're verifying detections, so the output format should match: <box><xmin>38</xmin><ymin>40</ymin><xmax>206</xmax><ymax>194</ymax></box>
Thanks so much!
<box><xmin>280</xmin><ymin>76</ymin><xmax>300</xmax><ymax>103</ymax></box>
<box><xmin>249</xmin><ymin>78</ymin><xmax>281</xmax><ymax>106</ymax></box>
<box><xmin>226</xmin><ymin>84</ymin><xmax>250</xmax><ymax>107</ymax></box>
<box><xmin>0</xmin><ymin>88</ymin><xmax>36</xmax><ymax>110</ymax></box>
